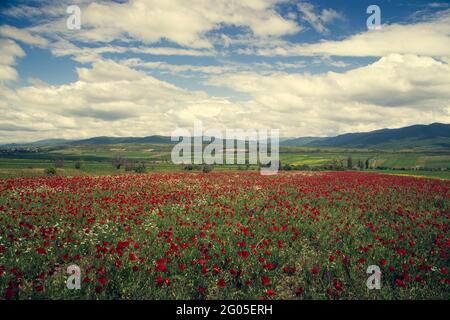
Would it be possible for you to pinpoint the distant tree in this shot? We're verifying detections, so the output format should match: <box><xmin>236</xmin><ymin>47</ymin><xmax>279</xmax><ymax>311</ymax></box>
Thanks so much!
<box><xmin>332</xmin><ymin>158</ymin><xmax>344</xmax><ymax>169</ymax></box>
<box><xmin>357</xmin><ymin>159</ymin><xmax>364</xmax><ymax>169</ymax></box>
<box><xmin>74</xmin><ymin>160</ymin><xmax>83</xmax><ymax>170</ymax></box>
<box><xmin>347</xmin><ymin>156</ymin><xmax>353</xmax><ymax>169</ymax></box>
<box><xmin>134</xmin><ymin>162</ymin><xmax>146</xmax><ymax>173</ymax></box>
<box><xmin>44</xmin><ymin>167</ymin><xmax>57</xmax><ymax>176</ymax></box>
<box><xmin>365</xmin><ymin>159</ymin><xmax>370</xmax><ymax>169</ymax></box>
<box><xmin>202</xmin><ymin>164</ymin><xmax>213</xmax><ymax>173</ymax></box>
<box><xmin>112</xmin><ymin>156</ymin><xmax>125</xmax><ymax>169</ymax></box>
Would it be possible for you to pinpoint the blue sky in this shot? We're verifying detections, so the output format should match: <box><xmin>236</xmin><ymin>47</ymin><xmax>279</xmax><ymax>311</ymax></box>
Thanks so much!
<box><xmin>0</xmin><ymin>0</ymin><xmax>449</xmax><ymax>142</ymax></box>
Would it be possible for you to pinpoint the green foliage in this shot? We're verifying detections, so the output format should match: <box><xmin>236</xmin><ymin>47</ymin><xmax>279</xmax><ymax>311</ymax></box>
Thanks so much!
<box><xmin>201</xmin><ymin>164</ymin><xmax>213</xmax><ymax>173</ymax></box>
<box><xmin>112</xmin><ymin>156</ymin><xmax>125</xmax><ymax>170</ymax></box>
<box><xmin>74</xmin><ymin>160</ymin><xmax>83</xmax><ymax>170</ymax></box>
<box><xmin>134</xmin><ymin>162</ymin><xmax>146</xmax><ymax>173</ymax></box>
<box><xmin>44</xmin><ymin>167</ymin><xmax>57</xmax><ymax>175</ymax></box>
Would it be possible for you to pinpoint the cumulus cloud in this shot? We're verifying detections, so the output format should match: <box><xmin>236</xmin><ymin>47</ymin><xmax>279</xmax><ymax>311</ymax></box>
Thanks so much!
<box><xmin>49</xmin><ymin>39</ymin><xmax>214</xmax><ymax>64</ymax></box>
<box><xmin>0</xmin><ymin>39</ymin><xmax>25</xmax><ymax>81</ymax></box>
<box><xmin>122</xmin><ymin>59</ymin><xmax>228</xmax><ymax>75</ymax></box>
<box><xmin>1</xmin><ymin>2</ymin><xmax>449</xmax><ymax>142</ymax></box>
<box><xmin>254</xmin><ymin>10</ymin><xmax>450</xmax><ymax>57</ymax></box>
<box><xmin>25</xmin><ymin>0</ymin><xmax>300</xmax><ymax>49</ymax></box>
<box><xmin>0</xmin><ymin>60</ymin><xmax>247</xmax><ymax>142</ymax></box>
<box><xmin>207</xmin><ymin>54</ymin><xmax>450</xmax><ymax>135</ymax></box>
<box><xmin>80</xmin><ymin>0</ymin><xmax>299</xmax><ymax>47</ymax></box>
<box><xmin>297</xmin><ymin>2</ymin><xmax>343</xmax><ymax>34</ymax></box>
<box><xmin>1</xmin><ymin>54</ymin><xmax>449</xmax><ymax>142</ymax></box>
<box><xmin>0</xmin><ymin>25</ymin><xmax>48</xmax><ymax>47</ymax></box>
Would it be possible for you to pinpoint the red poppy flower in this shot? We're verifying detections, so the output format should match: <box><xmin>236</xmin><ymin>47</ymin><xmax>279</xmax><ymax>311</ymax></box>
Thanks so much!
<box><xmin>217</xmin><ymin>279</ymin><xmax>226</xmax><ymax>287</ymax></box>
<box><xmin>129</xmin><ymin>252</ymin><xmax>136</xmax><ymax>261</ymax></box>
<box><xmin>395</xmin><ymin>279</ymin><xmax>406</xmax><ymax>288</ymax></box>
<box><xmin>201</xmin><ymin>266</ymin><xmax>208</xmax><ymax>275</ymax></box>
<box><xmin>156</xmin><ymin>276</ymin><xmax>165</xmax><ymax>286</ymax></box>
<box><xmin>238</xmin><ymin>250</ymin><xmax>250</xmax><ymax>259</ymax></box>
<box><xmin>5</xmin><ymin>288</ymin><xmax>16</xmax><ymax>299</ymax></box>
<box><xmin>266</xmin><ymin>289</ymin><xmax>276</xmax><ymax>297</ymax></box>
<box><xmin>83</xmin><ymin>277</ymin><xmax>92</xmax><ymax>283</ymax></box>
<box><xmin>261</xmin><ymin>275</ymin><xmax>270</xmax><ymax>286</ymax></box>
<box><xmin>295</xmin><ymin>287</ymin><xmax>304</xmax><ymax>296</ymax></box>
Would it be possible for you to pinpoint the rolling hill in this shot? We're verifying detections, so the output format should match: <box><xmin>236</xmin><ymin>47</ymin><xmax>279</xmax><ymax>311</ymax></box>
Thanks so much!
<box><xmin>302</xmin><ymin>123</ymin><xmax>450</xmax><ymax>148</ymax></box>
<box><xmin>69</xmin><ymin>135</ymin><xmax>173</xmax><ymax>145</ymax></box>
<box><xmin>3</xmin><ymin>123</ymin><xmax>450</xmax><ymax>150</ymax></box>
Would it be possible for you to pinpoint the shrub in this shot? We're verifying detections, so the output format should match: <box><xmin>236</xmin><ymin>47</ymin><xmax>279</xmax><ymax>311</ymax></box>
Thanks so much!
<box><xmin>112</xmin><ymin>156</ymin><xmax>125</xmax><ymax>169</ymax></box>
<box><xmin>44</xmin><ymin>167</ymin><xmax>57</xmax><ymax>176</ymax></box>
<box><xmin>134</xmin><ymin>162</ymin><xmax>146</xmax><ymax>173</ymax></box>
<box><xmin>74</xmin><ymin>160</ymin><xmax>83</xmax><ymax>170</ymax></box>
<box><xmin>202</xmin><ymin>165</ymin><xmax>213</xmax><ymax>173</ymax></box>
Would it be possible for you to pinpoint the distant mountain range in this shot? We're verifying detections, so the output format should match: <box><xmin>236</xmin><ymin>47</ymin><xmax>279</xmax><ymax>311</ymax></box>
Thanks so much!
<box><xmin>285</xmin><ymin>122</ymin><xmax>450</xmax><ymax>149</ymax></box>
<box><xmin>68</xmin><ymin>135</ymin><xmax>173</xmax><ymax>145</ymax></box>
<box><xmin>2</xmin><ymin>123</ymin><xmax>450</xmax><ymax>149</ymax></box>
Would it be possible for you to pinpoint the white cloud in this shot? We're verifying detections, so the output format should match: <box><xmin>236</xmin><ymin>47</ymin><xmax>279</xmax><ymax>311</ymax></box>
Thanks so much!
<box><xmin>1</xmin><ymin>2</ymin><xmax>449</xmax><ymax>142</ymax></box>
<box><xmin>28</xmin><ymin>0</ymin><xmax>300</xmax><ymax>49</ymax></box>
<box><xmin>254</xmin><ymin>10</ymin><xmax>450</xmax><ymax>57</ymax></box>
<box><xmin>0</xmin><ymin>39</ymin><xmax>25</xmax><ymax>81</ymax></box>
<box><xmin>1</xmin><ymin>54</ymin><xmax>449</xmax><ymax>142</ymax></box>
<box><xmin>207</xmin><ymin>54</ymin><xmax>450</xmax><ymax>135</ymax></box>
<box><xmin>123</xmin><ymin>59</ymin><xmax>227</xmax><ymax>75</ymax></box>
<box><xmin>0</xmin><ymin>25</ymin><xmax>48</xmax><ymax>47</ymax></box>
<box><xmin>47</xmin><ymin>38</ymin><xmax>215</xmax><ymax>64</ymax></box>
<box><xmin>76</xmin><ymin>60</ymin><xmax>147</xmax><ymax>82</ymax></box>
<box><xmin>0</xmin><ymin>59</ymin><xmax>247</xmax><ymax>142</ymax></box>
<box><xmin>297</xmin><ymin>2</ymin><xmax>343</xmax><ymax>34</ymax></box>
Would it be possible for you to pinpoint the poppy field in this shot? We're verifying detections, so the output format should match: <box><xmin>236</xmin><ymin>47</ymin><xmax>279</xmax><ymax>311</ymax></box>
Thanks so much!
<box><xmin>0</xmin><ymin>171</ymin><xmax>448</xmax><ymax>300</ymax></box>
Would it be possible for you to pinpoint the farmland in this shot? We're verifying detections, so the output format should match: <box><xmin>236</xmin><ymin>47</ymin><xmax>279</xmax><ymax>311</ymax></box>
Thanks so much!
<box><xmin>0</xmin><ymin>171</ymin><xmax>448</xmax><ymax>299</ymax></box>
<box><xmin>0</xmin><ymin>143</ymin><xmax>449</xmax><ymax>179</ymax></box>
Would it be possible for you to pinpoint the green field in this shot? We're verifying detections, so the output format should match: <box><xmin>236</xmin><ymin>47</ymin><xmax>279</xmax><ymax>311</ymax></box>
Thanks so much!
<box><xmin>0</xmin><ymin>143</ymin><xmax>449</xmax><ymax>179</ymax></box>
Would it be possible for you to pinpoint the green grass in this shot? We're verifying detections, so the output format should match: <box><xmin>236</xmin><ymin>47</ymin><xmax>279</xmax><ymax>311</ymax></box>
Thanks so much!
<box><xmin>367</xmin><ymin>169</ymin><xmax>450</xmax><ymax>180</ymax></box>
<box><xmin>1</xmin><ymin>144</ymin><xmax>449</xmax><ymax>179</ymax></box>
